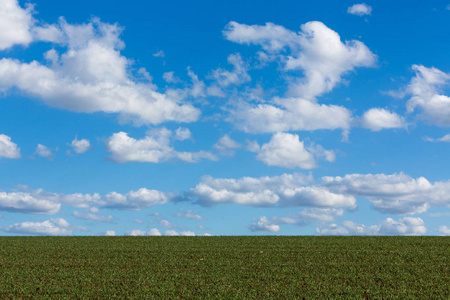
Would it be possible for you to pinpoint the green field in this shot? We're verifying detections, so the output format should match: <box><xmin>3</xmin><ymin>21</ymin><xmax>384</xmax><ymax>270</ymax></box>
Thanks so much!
<box><xmin>0</xmin><ymin>236</ymin><xmax>448</xmax><ymax>298</ymax></box>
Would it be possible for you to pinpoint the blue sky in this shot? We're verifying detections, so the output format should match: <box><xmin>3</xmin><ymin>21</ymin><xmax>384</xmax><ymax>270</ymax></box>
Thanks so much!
<box><xmin>1</xmin><ymin>0</ymin><xmax>450</xmax><ymax>236</ymax></box>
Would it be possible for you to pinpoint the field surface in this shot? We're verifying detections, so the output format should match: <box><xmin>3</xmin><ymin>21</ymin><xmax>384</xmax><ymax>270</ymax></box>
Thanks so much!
<box><xmin>0</xmin><ymin>236</ymin><xmax>448</xmax><ymax>298</ymax></box>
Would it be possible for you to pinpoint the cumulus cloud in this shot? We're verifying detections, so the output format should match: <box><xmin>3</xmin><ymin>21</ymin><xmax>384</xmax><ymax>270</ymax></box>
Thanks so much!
<box><xmin>212</xmin><ymin>53</ymin><xmax>251</xmax><ymax>87</ymax></box>
<box><xmin>214</xmin><ymin>134</ymin><xmax>241</xmax><ymax>155</ymax></box>
<box><xmin>224</xmin><ymin>21</ymin><xmax>376</xmax><ymax>100</ymax></box>
<box><xmin>322</xmin><ymin>173</ymin><xmax>450</xmax><ymax>215</ymax></box>
<box><xmin>105</xmin><ymin>128</ymin><xmax>216</xmax><ymax>163</ymax></box>
<box><xmin>0</xmin><ymin>189</ymin><xmax>61</xmax><ymax>214</ymax></box>
<box><xmin>0</xmin><ymin>18</ymin><xmax>200</xmax><ymax>125</ymax></box>
<box><xmin>35</xmin><ymin>144</ymin><xmax>53</xmax><ymax>159</ymax></box>
<box><xmin>1</xmin><ymin>218</ymin><xmax>80</xmax><ymax>235</ymax></box>
<box><xmin>101</xmin><ymin>188</ymin><xmax>168</xmax><ymax>210</ymax></box>
<box><xmin>316</xmin><ymin>217</ymin><xmax>426</xmax><ymax>236</ymax></box>
<box><xmin>0</xmin><ymin>185</ymin><xmax>170</xmax><ymax>214</ymax></box>
<box><xmin>126</xmin><ymin>229</ymin><xmax>147</xmax><ymax>236</ymax></box>
<box><xmin>174</xmin><ymin>128</ymin><xmax>191</xmax><ymax>141</ymax></box>
<box><xmin>105</xmin><ymin>230</ymin><xmax>116</xmax><ymax>236</ymax></box>
<box><xmin>69</xmin><ymin>137</ymin><xmax>91</xmax><ymax>154</ymax></box>
<box><xmin>0</xmin><ymin>134</ymin><xmax>21</xmax><ymax>159</ymax></box>
<box><xmin>439</xmin><ymin>226</ymin><xmax>450</xmax><ymax>235</ymax></box>
<box><xmin>400</xmin><ymin>65</ymin><xmax>450</xmax><ymax>126</ymax></box>
<box><xmin>360</xmin><ymin>108</ymin><xmax>406</xmax><ymax>131</ymax></box>
<box><xmin>0</xmin><ymin>0</ymin><xmax>33</xmax><ymax>50</ymax></box>
<box><xmin>249</xmin><ymin>216</ymin><xmax>280</xmax><ymax>232</ymax></box>
<box><xmin>188</xmin><ymin>173</ymin><xmax>355</xmax><ymax>208</ymax></box>
<box><xmin>256</xmin><ymin>132</ymin><xmax>316</xmax><ymax>169</ymax></box>
<box><xmin>230</xmin><ymin>98</ymin><xmax>352</xmax><ymax>135</ymax></box>
<box><xmin>347</xmin><ymin>3</ymin><xmax>372</xmax><ymax>16</ymax></box>
<box><xmin>164</xmin><ymin>230</ymin><xmax>196</xmax><ymax>236</ymax></box>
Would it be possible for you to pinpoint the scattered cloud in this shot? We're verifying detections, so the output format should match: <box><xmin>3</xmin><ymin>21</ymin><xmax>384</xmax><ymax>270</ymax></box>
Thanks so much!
<box><xmin>73</xmin><ymin>211</ymin><xmax>113</xmax><ymax>222</ymax></box>
<box><xmin>0</xmin><ymin>18</ymin><xmax>200</xmax><ymax>125</ymax></box>
<box><xmin>360</xmin><ymin>108</ymin><xmax>406</xmax><ymax>131</ymax></box>
<box><xmin>424</xmin><ymin>134</ymin><xmax>450</xmax><ymax>142</ymax></box>
<box><xmin>163</xmin><ymin>71</ymin><xmax>180</xmax><ymax>83</ymax></box>
<box><xmin>224</xmin><ymin>21</ymin><xmax>376</xmax><ymax>100</ymax></box>
<box><xmin>400</xmin><ymin>65</ymin><xmax>450</xmax><ymax>126</ymax></box>
<box><xmin>105</xmin><ymin>128</ymin><xmax>216</xmax><ymax>163</ymax></box>
<box><xmin>105</xmin><ymin>230</ymin><xmax>116</xmax><ymax>236</ymax></box>
<box><xmin>174</xmin><ymin>209</ymin><xmax>203</xmax><ymax>220</ymax></box>
<box><xmin>188</xmin><ymin>173</ymin><xmax>355</xmax><ymax>208</ymax></box>
<box><xmin>230</xmin><ymin>98</ymin><xmax>352</xmax><ymax>136</ymax></box>
<box><xmin>249</xmin><ymin>216</ymin><xmax>280</xmax><ymax>232</ymax></box>
<box><xmin>69</xmin><ymin>137</ymin><xmax>91</xmax><ymax>154</ymax></box>
<box><xmin>0</xmin><ymin>134</ymin><xmax>21</xmax><ymax>159</ymax></box>
<box><xmin>214</xmin><ymin>134</ymin><xmax>241</xmax><ymax>155</ymax></box>
<box><xmin>347</xmin><ymin>4</ymin><xmax>372</xmax><ymax>16</ymax></box>
<box><xmin>174</xmin><ymin>127</ymin><xmax>191</xmax><ymax>141</ymax></box>
<box><xmin>153</xmin><ymin>50</ymin><xmax>165</xmax><ymax>58</ymax></box>
<box><xmin>35</xmin><ymin>144</ymin><xmax>53</xmax><ymax>159</ymax></box>
<box><xmin>212</xmin><ymin>53</ymin><xmax>251</xmax><ymax>87</ymax></box>
<box><xmin>316</xmin><ymin>217</ymin><xmax>426</xmax><ymax>236</ymax></box>
<box><xmin>1</xmin><ymin>218</ymin><xmax>81</xmax><ymax>235</ymax></box>
<box><xmin>439</xmin><ymin>226</ymin><xmax>450</xmax><ymax>235</ymax></box>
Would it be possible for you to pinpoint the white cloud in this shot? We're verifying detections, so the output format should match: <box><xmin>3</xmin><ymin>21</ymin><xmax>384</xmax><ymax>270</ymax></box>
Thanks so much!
<box><xmin>105</xmin><ymin>129</ymin><xmax>216</xmax><ymax>163</ymax></box>
<box><xmin>0</xmin><ymin>189</ymin><xmax>61</xmax><ymax>214</ymax></box>
<box><xmin>73</xmin><ymin>211</ymin><xmax>113</xmax><ymax>222</ymax></box>
<box><xmin>231</xmin><ymin>98</ymin><xmax>352</xmax><ymax>135</ymax></box>
<box><xmin>1</xmin><ymin>218</ymin><xmax>78</xmax><ymax>235</ymax></box>
<box><xmin>360</xmin><ymin>108</ymin><xmax>406</xmax><ymax>131</ymax></box>
<box><xmin>189</xmin><ymin>173</ymin><xmax>355</xmax><ymax>208</ymax></box>
<box><xmin>126</xmin><ymin>229</ymin><xmax>147</xmax><ymax>236</ymax></box>
<box><xmin>322</xmin><ymin>173</ymin><xmax>450</xmax><ymax>215</ymax></box>
<box><xmin>159</xmin><ymin>218</ymin><xmax>175</xmax><ymax>229</ymax></box>
<box><xmin>174</xmin><ymin>209</ymin><xmax>203</xmax><ymax>220</ymax></box>
<box><xmin>163</xmin><ymin>230</ymin><xmax>196</xmax><ymax>236</ymax></box>
<box><xmin>297</xmin><ymin>208</ymin><xmax>345</xmax><ymax>223</ymax></box>
<box><xmin>379</xmin><ymin>217</ymin><xmax>426</xmax><ymax>235</ymax></box>
<box><xmin>126</xmin><ymin>228</ymin><xmax>162</xmax><ymax>236</ymax></box>
<box><xmin>347</xmin><ymin>4</ymin><xmax>372</xmax><ymax>16</ymax></box>
<box><xmin>0</xmin><ymin>134</ymin><xmax>21</xmax><ymax>159</ymax></box>
<box><xmin>439</xmin><ymin>226</ymin><xmax>450</xmax><ymax>235</ymax></box>
<box><xmin>174</xmin><ymin>127</ymin><xmax>191</xmax><ymax>141</ymax></box>
<box><xmin>316</xmin><ymin>217</ymin><xmax>426</xmax><ymax>236</ymax></box>
<box><xmin>402</xmin><ymin>65</ymin><xmax>450</xmax><ymax>126</ymax></box>
<box><xmin>69</xmin><ymin>137</ymin><xmax>91</xmax><ymax>154</ymax></box>
<box><xmin>255</xmin><ymin>133</ymin><xmax>335</xmax><ymax>169</ymax></box>
<box><xmin>212</xmin><ymin>53</ymin><xmax>251</xmax><ymax>87</ymax></box>
<box><xmin>105</xmin><ymin>230</ymin><xmax>116</xmax><ymax>236</ymax></box>
<box><xmin>0</xmin><ymin>19</ymin><xmax>200</xmax><ymax>125</ymax></box>
<box><xmin>163</xmin><ymin>71</ymin><xmax>180</xmax><ymax>83</ymax></box>
<box><xmin>101</xmin><ymin>188</ymin><xmax>168</xmax><ymax>210</ymax></box>
<box><xmin>256</xmin><ymin>132</ymin><xmax>316</xmax><ymax>169</ymax></box>
<box><xmin>153</xmin><ymin>50</ymin><xmax>165</xmax><ymax>58</ymax></box>
<box><xmin>0</xmin><ymin>0</ymin><xmax>33</xmax><ymax>50</ymax></box>
<box><xmin>35</xmin><ymin>144</ymin><xmax>53</xmax><ymax>159</ymax></box>
<box><xmin>224</xmin><ymin>21</ymin><xmax>376</xmax><ymax>100</ymax></box>
<box><xmin>148</xmin><ymin>228</ymin><xmax>162</xmax><ymax>236</ymax></box>
<box><xmin>249</xmin><ymin>216</ymin><xmax>280</xmax><ymax>232</ymax></box>
<box><xmin>214</xmin><ymin>134</ymin><xmax>241</xmax><ymax>155</ymax></box>
<box><xmin>424</xmin><ymin>134</ymin><xmax>450</xmax><ymax>142</ymax></box>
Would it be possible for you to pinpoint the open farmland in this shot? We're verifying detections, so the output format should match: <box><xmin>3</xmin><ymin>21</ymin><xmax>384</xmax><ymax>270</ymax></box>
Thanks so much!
<box><xmin>0</xmin><ymin>236</ymin><xmax>448</xmax><ymax>298</ymax></box>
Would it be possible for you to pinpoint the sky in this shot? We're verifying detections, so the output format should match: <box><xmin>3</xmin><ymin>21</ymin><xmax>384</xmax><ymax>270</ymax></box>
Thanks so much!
<box><xmin>1</xmin><ymin>0</ymin><xmax>450</xmax><ymax>236</ymax></box>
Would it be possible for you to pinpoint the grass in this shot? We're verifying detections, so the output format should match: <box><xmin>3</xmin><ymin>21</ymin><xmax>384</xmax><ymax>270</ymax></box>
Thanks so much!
<box><xmin>0</xmin><ymin>236</ymin><xmax>448</xmax><ymax>298</ymax></box>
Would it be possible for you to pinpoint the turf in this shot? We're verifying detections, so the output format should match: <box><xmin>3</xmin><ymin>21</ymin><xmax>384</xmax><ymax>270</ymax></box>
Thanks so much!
<box><xmin>0</xmin><ymin>236</ymin><xmax>448</xmax><ymax>298</ymax></box>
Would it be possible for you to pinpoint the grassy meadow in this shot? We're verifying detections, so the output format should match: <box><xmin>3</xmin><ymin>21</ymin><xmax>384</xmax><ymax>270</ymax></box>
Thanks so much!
<box><xmin>0</xmin><ymin>236</ymin><xmax>448</xmax><ymax>298</ymax></box>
